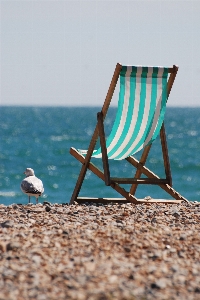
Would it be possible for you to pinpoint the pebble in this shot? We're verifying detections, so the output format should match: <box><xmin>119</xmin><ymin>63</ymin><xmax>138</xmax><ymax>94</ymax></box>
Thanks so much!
<box><xmin>45</xmin><ymin>206</ymin><xmax>51</xmax><ymax>212</ymax></box>
<box><xmin>1</xmin><ymin>220</ymin><xmax>14</xmax><ymax>228</ymax></box>
<box><xmin>0</xmin><ymin>201</ymin><xmax>199</xmax><ymax>299</ymax></box>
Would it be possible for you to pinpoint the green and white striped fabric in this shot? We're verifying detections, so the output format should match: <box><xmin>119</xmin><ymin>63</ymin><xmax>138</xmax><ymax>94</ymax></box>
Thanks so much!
<box><xmin>81</xmin><ymin>65</ymin><xmax>168</xmax><ymax>160</ymax></box>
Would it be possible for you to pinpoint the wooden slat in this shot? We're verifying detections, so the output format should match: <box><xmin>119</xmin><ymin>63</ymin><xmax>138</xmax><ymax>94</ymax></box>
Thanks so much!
<box><xmin>97</xmin><ymin>111</ymin><xmax>110</xmax><ymax>186</ymax></box>
<box><xmin>130</xmin><ymin>145</ymin><xmax>152</xmax><ymax>195</ymax></box>
<box><xmin>75</xmin><ymin>197</ymin><xmax>130</xmax><ymax>204</ymax></box>
<box><xmin>160</xmin><ymin>123</ymin><xmax>172</xmax><ymax>186</ymax></box>
<box><xmin>111</xmin><ymin>178</ymin><xmax>169</xmax><ymax>184</ymax></box>
<box><xmin>167</xmin><ymin>65</ymin><xmax>178</xmax><ymax>100</ymax></box>
<box><xmin>75</xmin><ymin>197</ymin><xmax>183</xmax><ymax>205</ymax></box>
<box><xmin>101</xmin><ymin>63</ymin><xmax>123</xmax><ymax>116</ymax></box>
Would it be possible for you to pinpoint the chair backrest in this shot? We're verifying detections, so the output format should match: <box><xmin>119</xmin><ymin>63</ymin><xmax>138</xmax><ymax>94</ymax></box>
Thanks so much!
<box><xmin>93</xmin><ymin>65</ymin><xmax>169</xmax><ymax>160</ymax></box>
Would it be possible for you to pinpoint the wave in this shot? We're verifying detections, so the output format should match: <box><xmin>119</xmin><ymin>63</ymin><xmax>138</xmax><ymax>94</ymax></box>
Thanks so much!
<box><xmin>0</xmin><ymin>191</ymin><xmax>17</xmax><ymax>197</ymax></box>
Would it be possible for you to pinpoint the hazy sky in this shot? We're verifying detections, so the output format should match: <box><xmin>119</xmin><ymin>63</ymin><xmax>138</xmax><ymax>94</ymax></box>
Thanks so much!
<box><xmin>1</xmin><ymin>0</ymin><xmax>200</xmax><ymax>106</ymax></box>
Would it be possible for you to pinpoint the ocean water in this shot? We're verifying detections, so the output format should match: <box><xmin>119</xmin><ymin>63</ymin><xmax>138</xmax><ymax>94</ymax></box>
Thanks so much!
<box><xmin>0</xmin><ymin>106</ymin><xmax>200</xmax><ymax>205</ymax></box>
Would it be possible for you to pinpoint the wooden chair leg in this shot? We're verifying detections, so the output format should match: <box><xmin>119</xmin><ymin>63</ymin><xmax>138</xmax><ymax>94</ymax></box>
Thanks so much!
<box><xmin>129</xmin><ymin>145</ymin><xmax>152</xmax><ymax>195</ymax></box>
<box><xmin>160</xmin><ymin>123</ymin><xmax>172</xmax><ymax>186</ymax></box>
<box><xmin>97</xmin><ymin>111</ymin><xmax>111</xmax><ymax>186</ymax></box>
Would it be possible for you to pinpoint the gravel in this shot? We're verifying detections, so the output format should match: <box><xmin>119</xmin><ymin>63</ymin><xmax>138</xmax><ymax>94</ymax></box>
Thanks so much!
<box><xmin>0</xmin><ymin>201</ymin><xmax>199</xmax><ymax>300</ymax></box>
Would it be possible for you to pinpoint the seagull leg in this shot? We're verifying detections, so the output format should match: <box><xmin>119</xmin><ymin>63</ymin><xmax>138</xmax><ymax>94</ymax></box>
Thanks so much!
<box><xmin>36</xmin><ymin>198</ymin><xmax>38</xmax><ymax>204</ymax></box>
<box><xmin>29</xmin><ymin>196</ymin><xmax>30</xmax><ymax>203</ymax></box>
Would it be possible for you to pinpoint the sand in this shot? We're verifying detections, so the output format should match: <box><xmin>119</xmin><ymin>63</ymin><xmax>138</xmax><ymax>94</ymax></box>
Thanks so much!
<box><xmin>0</xmin><ymin>201</ymin><xmax>199</xmax><ymax>300</ymax></box>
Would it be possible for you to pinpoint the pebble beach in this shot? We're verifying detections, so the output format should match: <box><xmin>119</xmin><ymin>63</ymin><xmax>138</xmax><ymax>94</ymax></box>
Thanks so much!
<box><xmin>0</xmin><ymin>201</ymin><xmax>200</xmax><ymax>300</ymax></box>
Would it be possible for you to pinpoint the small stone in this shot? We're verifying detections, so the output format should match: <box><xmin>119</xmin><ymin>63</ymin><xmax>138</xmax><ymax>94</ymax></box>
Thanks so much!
<box><xmin>6</xmin><ymin>242</ymin><xmax>20</xmax><ymax>251</ymax></box>
<box><xmin>0</xmin><ymin>242</ymin><xmax>6</xmax><ymax>252</ymax></box>
<box><xmin>20</xmin><ymin>214</ymin><xmax>26</xmax><ymax>218</ymax></box>
<box><xmin>191</xmin><ymin>267</ymin><xmax>199</xmax><ymax>275</ymax></box>
<box><xmin>129</xmin><ymin>273</ymin><xmax>134</xmax><ymax>279</ymax></box>
<box><xmin>179</xmin><ymin>234</ymin><xmax>186</xmax><ymax>240</ymax></box>
<box><xmin>62</xmin><ymin>230</ymin><xmax>68</xmax><ymax>235</ymax></box>
<box><xmin>178</xmin><ymin>250</ymin><xmax>185</xmax><ymax>258</ymax></box>
<box><xmin>171</xmin><ymin>265</ymin><xmax>179</xmax><ymax>272</ymax></box>
<box><xmin>45</xmin><ymin>206</ymin><xmax>51</xmax><ymax>212</ymax></box>
<box><xmin>116</xmin><ymin>219</ymin><xmax>123</xmax><ymax>223</ymax></box>
<box><xmin>147</xmin><ymin>265</ymin><xmax>157</xmax><ymax>273</ymax></box>
<box><xmin>172</xmin><ymin>210</ymin><xmax>180</xmax><ymax>218</ymax></box>
<box><xmin>195</xmin><ymin>287</ymin><xmax>200</xmax><ymax>293</ymax></box>
<box><xmin>151</xmin><ymin>278</ymin><xmax>167</xmax><ymax>289</ymax></box>
<box><xmin>165</xmin><ymin>245</ymin><xmax>171</xmax><ymax>249</ymax></box>
<box><xmin>57</xmin><ymin>229</ymin><xmax>63</xmax><ymax>235</ymax></box>
<box><xmin>151</xmin><ymin>217</ymin><xmax>157</xmax><ymax>223</ymax></box>
<box><xmin>43</xmin><ymin>201</ymin><xmax>51</xmax><ymax>206</ymax></box>
<box><xmin>1</xmin><ymin>220</ymin><xmax>14</xmax><ymax>228</ymax></box>
<box><xmin>124</xmin><ymin>246</ymin><xmax>131</xmax><ymax>253</ymax></box>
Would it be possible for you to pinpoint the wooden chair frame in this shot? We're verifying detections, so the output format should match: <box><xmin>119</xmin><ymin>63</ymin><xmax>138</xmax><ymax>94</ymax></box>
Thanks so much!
<box><xmin>70</xmin><ymin>63</ymin><xmax>187</xmax><ymax>204</ymax></box>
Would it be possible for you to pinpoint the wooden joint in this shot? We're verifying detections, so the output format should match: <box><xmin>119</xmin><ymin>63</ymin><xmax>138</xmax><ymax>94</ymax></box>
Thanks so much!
<box><xmin>97</xmin><ymin>111</ymin><xmax>103</xmax><ymax>120</ymax></box>
<box><xmin>137</xmin><ymin>162</ymin><xmax>144</xmax><ymax>170</ymax></box>
<box><xmin>167</xmin><ymin>176</ymin><xmax>172</xmax><ymax>187</ymax></box>
<box><xmin>168</xmin><ymin>65</ymin><xmax>178</xmax><ymax>73</ymax></box>
<box><xmin>173</xmin><ymin>65</ymin><xmax>178</xmax><ymax>72</ymax></box>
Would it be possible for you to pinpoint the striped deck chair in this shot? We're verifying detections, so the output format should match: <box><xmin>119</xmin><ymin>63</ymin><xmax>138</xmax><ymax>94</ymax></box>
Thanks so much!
<box><xmin>70</xmin><ymin>63</ymin><xmax>187</xmax><ymax>204</ymax></box>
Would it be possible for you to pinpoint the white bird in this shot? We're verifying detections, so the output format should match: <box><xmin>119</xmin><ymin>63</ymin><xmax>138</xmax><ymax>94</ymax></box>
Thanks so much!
<box><xmin>21</xmin><ymin>168</ymin><xmax>44</xmax><ymax>204</ymax></box>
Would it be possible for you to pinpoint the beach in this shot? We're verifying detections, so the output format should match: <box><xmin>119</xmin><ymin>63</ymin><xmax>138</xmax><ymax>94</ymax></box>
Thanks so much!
<box><xmin>0</xmin><ymin>201</ymin><xmax>199</xmax><ymax>300</ymax></box>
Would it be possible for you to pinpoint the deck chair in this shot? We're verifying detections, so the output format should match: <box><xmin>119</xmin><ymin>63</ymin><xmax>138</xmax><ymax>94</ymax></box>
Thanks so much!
<box><xmin>70</xmin><ymin>63</ymin><xmax>187</xmax><ymax>205</ymax></box>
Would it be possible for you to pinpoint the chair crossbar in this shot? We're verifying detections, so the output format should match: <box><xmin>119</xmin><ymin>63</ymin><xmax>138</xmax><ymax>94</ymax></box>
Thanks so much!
<box><xmin>75</xmin><ymin>197</ymin><xmax>183</xmax><ymax>205</ymax></box>
<box><xmin>110</xmin><ymin>178</ymin><xmax>169</xmax><ymax>185</ymax></box>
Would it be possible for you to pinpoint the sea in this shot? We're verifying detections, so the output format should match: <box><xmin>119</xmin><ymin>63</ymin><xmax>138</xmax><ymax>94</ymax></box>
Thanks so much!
<box><xmin>0</xmin><ymin>106</ymin><xmax>200</xmax><ymax>205</ymax></box>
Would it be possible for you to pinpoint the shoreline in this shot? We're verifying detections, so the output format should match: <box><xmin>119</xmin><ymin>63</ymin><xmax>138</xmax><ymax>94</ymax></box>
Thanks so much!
<box><xmin>0</xmin><ymin>202</ymin><xmax>199</xmax><ymax>299</ymax></box>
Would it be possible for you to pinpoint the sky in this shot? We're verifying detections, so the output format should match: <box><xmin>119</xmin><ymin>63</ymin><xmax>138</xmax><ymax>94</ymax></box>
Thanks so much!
<box><xmin>1</xmin><ymin>0</ymin><xmax>200</xmax><ymax>107</ymax></box>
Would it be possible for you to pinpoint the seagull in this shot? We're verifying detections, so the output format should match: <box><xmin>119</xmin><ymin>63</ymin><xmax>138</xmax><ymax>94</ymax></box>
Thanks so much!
<box><xmin>21</xmin><ymin>168</ymin><xmax>44</xmax><ymax>204</ymax></box>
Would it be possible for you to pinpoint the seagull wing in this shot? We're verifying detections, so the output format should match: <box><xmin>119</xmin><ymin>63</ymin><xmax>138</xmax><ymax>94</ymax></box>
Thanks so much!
<box><xmin>21</xmin><ymin>177</ymin><xmax>44</xmax><ymax>195</ymax></box>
